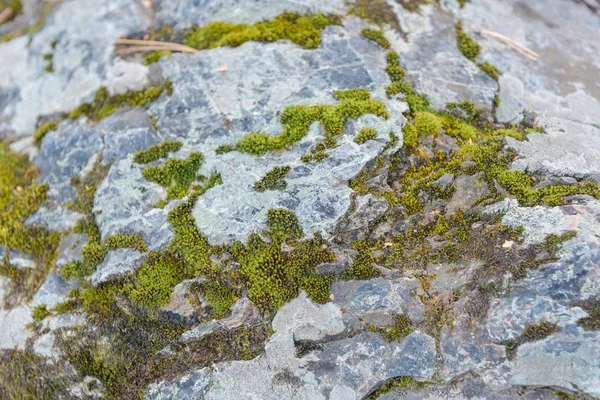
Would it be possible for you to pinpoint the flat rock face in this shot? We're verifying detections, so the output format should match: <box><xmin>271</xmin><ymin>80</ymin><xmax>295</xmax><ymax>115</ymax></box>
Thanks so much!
<box><xmin>1</xmin><ymin>0</ymin><xmax>600</xmax><ymax>399</ymax></box>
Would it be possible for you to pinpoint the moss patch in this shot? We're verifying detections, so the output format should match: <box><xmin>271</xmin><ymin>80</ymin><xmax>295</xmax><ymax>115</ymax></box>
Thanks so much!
<box><xmin>477</xmin><ymin>61</ymin><xmax>500</xmax><ymax>82</ymax></box>
<box><xmin>355</xmin><ymin>127</ymin><xmax>378</xmax><ymax>144</ymax></box>
<box><xmin>33</xmin><ymin>120</ymin><xmax>58</xmax><ymax>146</ymax></box>
<box><xmin>142</xmin><ymin>51</ymin><xmax>172</xmax><ymax>65</ymax></box>
<box><xmin>369</xmin><ymin>314</ymin><xmax>414</xmax><ymax>342</ymax></box>
<box><xmin>142</xmin><ymin>152</ymin><xmax>204</xmax><ymax>201</ymax></box>
<box><xmin>347</xmin><ymin>0</ymin><xmax>403</xmax><ymax>33</ymax></box>
<box><xmin>184</xmin><ymin>13</ymin><xmax>340</xmax><ymax>50</ymax></box>
<box><xmin>455</xmin><ymin>22</ymin><xmax>481</xmax><ymax>61</ymax></box>
<box><xmin>134</xmin><ymin>140</ymin><xmax>182</xmax><ymax>164</ymax></box>
<box><xmin>577</xmin><ymin>300</ymin><xmax>600</xmax><ymax>331</ymax></box>
<box><xmin>361</xmin><ymin>28</ymin><xmax>390</xmax><ymax>49</ymax></box>
<box><xmin>365</xmin><ymin>376</ymin><xmax>430</xmax><ymax>399</ymax></box>
<box><xmin>253</xmin><ymin>166</ymin><xmax>291</xmax><ymax>192</ymax></box>
<box><xmin>503</xmin><ymin>321</ymin><xmax>560</xmax><ymax>359</ymax></box>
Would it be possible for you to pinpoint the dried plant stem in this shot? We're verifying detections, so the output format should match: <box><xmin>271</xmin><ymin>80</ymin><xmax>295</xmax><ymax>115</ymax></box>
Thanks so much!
<box><xmin>480</xmin><ymin>29</ymin><xmax>539</xmax><ymax>61</ymax></box>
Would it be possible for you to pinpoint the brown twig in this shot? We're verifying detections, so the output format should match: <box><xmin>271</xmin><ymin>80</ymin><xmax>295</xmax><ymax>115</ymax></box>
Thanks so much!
<box><xmin>0</xmin><ymin>7</ymin><xmax>13</xmax><ymax>25</ymax></box>
<box><xmin>115</xmin><ymin>38</ymin><xmax>199</xmax><ymax>54</ymax></box>
<box><xmin>115</xmin><ymin>45</ymin><xmax>199</xmax><ymax>55</ymax></box>
<box><xmin>479</xmin><ymin>29</ymin><xmax>539</xmax><ymax>61</ymax></box>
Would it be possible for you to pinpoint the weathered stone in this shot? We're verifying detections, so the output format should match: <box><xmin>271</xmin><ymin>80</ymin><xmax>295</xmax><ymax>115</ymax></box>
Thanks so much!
<box><xmin>91</xmin><ymin>248</ymin><xmax>147</xmax><ymax>286</ymax></box>
<box><xmin>446</xmin><ymin>172</ymin><xmax>490</xmax><ymax>214</ymax></box>
<box><xmin>335</xmin><ymin>194</ymin><xmax>389</xmax><ymax>242</ymax></box>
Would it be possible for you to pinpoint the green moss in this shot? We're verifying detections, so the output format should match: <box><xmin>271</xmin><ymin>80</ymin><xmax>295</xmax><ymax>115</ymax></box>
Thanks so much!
<box><xmin>446</xmin><ymin>100</ymin><xmax>477</xmax><ymax>120</ymax></box>
<box><xmin>134</xmin><ymin>140</ymin><xmax>182</xmax><ymax>164</ymax></box>
<box><xmin>347</xmin><ymin>0</ymin><xmax>403</xmax><ymax>33</ymax></box>
<box><xmin>365</xmin><ymin>376</ymin><xmax>430</xmax><ymax>399</ymax></box>
<box><xmin>503</xmin><ymin>321</ymin><xmax>560</xmax><ymax>359</ymax></box>
<box><xmin>61</xmin><ymin>218</ymin><xmax>106</xmax><ymax>280</ymax></box>
<box><xmin>43</xmin><ymin>52</ymin><xmax>54</xmax><ymax>73</ymax></box>
<box><xmin>384</xmin><ymin>51</ymin><xmax>430</xmax><ymax>114</ymax></box>
<box><xmin>142</xmin><ymin>152</ymin><xmax>204</xmax><ymax>201</ymax></box>
<box><xmin>361</xmin><ymin>28</ymin><xmax>390</xmax><ymax>49</ymax></box>
<box><xmin>142</xmin><ymin>51</ymin><xmax>172</xmax><ymax>65</ymax></box>
<box><xmin>67</xmin><ymin>79</ymin><xmax>173</xmax><ymax>122</ymax></box>
<box><xmin>300</xmin><ymin>274</ymin><xmax>334</xmax><ymax>304</ymax></box>
<box><xmin>129</xmin><ymin>252</ymin><xmax>185</xmax><ymax>308</ymax></box>
<box><xmin>370</xmin><ymin>314</ymin><xmax>414</xmax><ymax>342</ymax></box>
<box><xmin>344</xmin><ymin>240</ymin><xmax>380</xmax><ymax>280</ymax></box>
<box><xmin>415</xmin><ymin>111</ymin><xmax>442</xmax><ymax>135</ymax></box>
<box><xmin>192</xmin><ymin>279</ymin><xmax>237</xmax><ymax>318</ymax></box>
<box><xmin>385</xmin><ymin>51</ymin><xmax>405</xmax><ymax>82</ymax></box>
<box><xmin>493</xmin><ymin>95</ymin><xmax>500</xmax><ymax>108</ymax></box>
<box><xmin>456</xmin><ymin>22</ymin><xmax>481</xmax><ymax>61</ymax></box>
<box><xmin>253</xmin><ymin>166</ymin><xmax>291</xmax><ymax>192</ymax></box>
<box><xmin>104</xmin><ymin>232</ymin><xmax>148</xmax><ymax>252</ymax></box>
<box><xmin>68</xmin><ymin>157</ymin><xmax>111</xmax><ymax>215</ymax></box>
<box><xmin>31</xmin><ymin>304</ymin><xmax>51</xmax><ymax>321</ymax></box>
<box><xmin>231</xmin><ymin>89</ymin><xmax>388</xmax><ymax>156</ymax></box>
<box><xmin>33</xmin><ymin>120</ymin><xmax>59</xmax><ymax>146</ymax></box>
<box><xmin>477</xmin><ymin>61</ymin><xmax>500</xmax><ymax>82</ymax></box>
<box><xmin>267</xmin><ymin>208</ymin><xmax>304</xmax><ymax>242</ymax></box>
<box><xmin>577</xmin><ymin>300</ymin><xmax>600</xmax><ymax>331</ymax></box>
<box><xmin>183</xmin><ymin>13</ymin><xmax>340</xmax><ymax>50</ymax></box>
<box><xmin>355</xmin><ymin>127</ymin><xmax>377</xmax><ymax>144</ymax></box>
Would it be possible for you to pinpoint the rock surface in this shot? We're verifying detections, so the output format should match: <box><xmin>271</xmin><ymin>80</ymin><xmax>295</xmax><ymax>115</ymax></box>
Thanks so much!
<box><xmin>1</xmin><ymin>0</ymin><xmax>600</xmax><ymax>399</ymax></box>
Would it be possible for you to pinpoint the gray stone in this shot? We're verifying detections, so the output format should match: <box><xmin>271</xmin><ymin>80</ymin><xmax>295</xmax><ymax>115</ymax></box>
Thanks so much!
<box><xmin>56</xmin><ymin>233</ymin><xmax>88</xmax><ymax>268</ymax></box>
<box><xmin>432</xmin><ymin>173</ymin><xmax>455</xmax><ymax>190</ymax></box>
<box><xmin>32</xmin><ymin>269</ymin><xmax>77</xmax><ymax>309</ymax></box>
<box><xmin>446</xmin><ymin>172</ymin><xmax>490</xmax><ymax>214</ymax></box>
<box><xmin>91</xmin><ymin>248</ymin><xmax>147</xmax><ymax>286</ymax></box>
<box><xmin>0</xmin><ymin>278</ymin><xmax>33</xmax><ymax>350</ymax></box>
<box><xmin>25</xmin><ymin>206</ymin><xmax>84</xmax><ymax>232</ymax></box>
<box><xmin>335</xmin><ymin>194</ymin><xmax>389</xmax><ymax>242</ymax></box>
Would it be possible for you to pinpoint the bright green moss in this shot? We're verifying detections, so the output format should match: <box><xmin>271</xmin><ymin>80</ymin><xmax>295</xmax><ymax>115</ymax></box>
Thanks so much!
<box><xmin>183</xmin><ymin>13</ymin><xmax>340</xmax><ymax>50</ymax></box>
<box><xmin>477</xmin><ymin>61</ymin><xmax>500</xmax><ymax>82</ymax></box>
<box><xmin>385</xmin><ymin>51</ymin><xmax>405</xmax><ymax>82</ymax></box>
<box><xmin>300</xmin><ymin>274</ymin><xmax>334</xmax><ymax>304</ymax></box>
<box><xmin>267</xmin><ymin>208</ymin><xmax>304</xmax><ymax>242</ymax></box>
<box><xmin>104</xmin><ymin>233</ymin><xmax>148</xmax><ymax>252</ymax></box>
<box><xmin>31</xmin><ymin>304</ymin><xmax>51</xmax><ymax>321</ymax></box>
<box><xmin>384</xmin><ymin>51</ymin><xmax>430</xmax><ymax>114</ymax></box>
<box><xmin>193</xmin><ymin>280</ymin><xmax>237</xmax><ymax>318</ymax></box>
<box><xmin>67</xmin><ymin>79</ymin><xmax>173</xmax><ymax>122</ymax></box>
<box><xmin>355</xmin><ymin>127</ymin><xmax>377</xmax><ymax>144</ymax></box>
<box><xmin>253</xmin><ymin>166</ymin><xmax>291</xmax><ymax>192</ymax></box>
<box><xmin>503</xmin><ymin>321</ymin><xmax>560</xmax><ymax>359</ymax></box>
<box><xmin>440</xmin><ymin>114</ymin><xmax>477</xmax><ymax>140</ymax></box>
<box><xmin>129</xmin><ymin>252</ymin><xmax>185</xmax><ymax>308</ymax></box>
<box><xmin>456</xmin><ymin>22</ymin><xmax>481</xmax><ymax>61</ymax></box>
<box><xmin>134</xmin><ymin>140</ymin><xmax>182</xmax><ymax>164</ymax></box>
<box><xmin>344</xmin><ymin>240</ymin><xmax>380</xmax><ymax>280</ymax></box>
<box><xmin>142</xmin><ymin>51</ymin><xmax>172</xmax><ymax>65</ymax></box>
<box><xmin>232</xmin><ymin>89</ymin><xmax>388</xmax><ymax>156</ymax></box>
<box><xmin>142</xmin><ymin>152</ymin><xmax>204</xmax><ymax>200</ymax></box>
<box><xmin>495</xmin><ymin>128</ymin><xmax>525</xmax><ymax>141</ymax></box>
<box><xmin>361</xmin><ymin>28</ymin><xmax>390</xmax><ymax>49</ymax></box>
<box><xmin>415</xmin><ymin>111</ymin><xmax>442</xmax><ymax>135</ymax></box>
<box><xmin>402</xmin><ymin>123</ymin><xmax>419</xmax><ymax>147</ymax></box>
<box><xmin>493</xmin><ymin>95</ymin><xmax>500</xmax><ymax>108</ymax></box>
<box><xmin>33</xmin><ymin>120</ymin><xmax>58</xmax><ymax>146</ymax></box>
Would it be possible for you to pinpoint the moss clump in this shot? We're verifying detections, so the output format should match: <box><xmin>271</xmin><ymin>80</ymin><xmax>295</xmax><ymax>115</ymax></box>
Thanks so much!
<box><xmin>384</xmin><ymin>51</ymin><xmax>430</xmax><ymax>114</ymax></box>
<box><xmin>361</xmin><ymin>28</ymin><xmax>390</xmax><ymax>49</ymax></box>
<box><xmin>493</xmin><ymin>95</ymin><xmax>500</xmax><ymax>108</ymax></box>
<box><xmin>267</xmin><ymin>208</ymin><xmax>304</xmax><ymax>242</ymax></box>
<box><xmin>134</xmin><ymin>140</ymin><xmax>182</xmax><ymax>164</ymax></box>
<box><xmin>31</xmin><ymin>304</ymin><xmax>51</xmax><ymax>321</ymax></box>
<box><xmin>415</xmin><ymin>111</ymin><xmax>442</xmax><ymax>135</ymax></box>
<box><xmin>402</xmin><ymin>123</ymin><xmax>420</xmax><ymax>147</ymax></box>
<box><xmin>300</xmin><ymin>274</ymin><xmax>334</xmax><ymax>304</ymax></box>
<box><xmin>231</xmin><ymin>89</ymin><xmax>388</xmax><ymax>156</ymax></box>
<box><xmin>503</xmin><ymin>321</ymin><xmax>560</xmax><ymax>359</ymax></box>
<box><xmin>192</xmin><ymin>279</ymin><xmax>237</xmax><ymax>318</ymax></box>
<box><xmin>577</xmin><ymin>300</ymin><xmax>600</xmax><ymax>331</ymax></box>
<box><xmin>0</xmin><ymin>142</ymin><xmax>59</xmax><ymax>308</ymax></box>
<box><xmin>477</xmin><ymin>61</ymin><xmax>500</xmax><ymax>82</ymax></box>
<box><xmin>142</xmin><ymin>51</ymin><xmax>172</xmax><ymax>65</ymax></box>
<box><xmin>446</xmin><ymin>100</ymin><xmax>477</xmax><ymax>120</ymax></box>
<box><xmin>68</xmin><ymin>79</ymin><xmax>173</xmax><ymax>122</ymax></box>
<box><xmin>183</xmin><ymin>13</ymin><xmax>340</xmax><ymax>50</ymax></box>
<box><xmin>103</xmin><ymin>232</ymin><xmax>148</xmax><ymax>252</ymax></box>
<box><xmin>61</xmin><ymin>218</ymin><xmax>105</xmax><ymax>280</ymax></box>
<box><xmin>347</xmin><ymin>0</ymin><xmax>403</xmax><ymax>33</ymax></box>
<box><xmin>344</xmin><ymin>240</ymin><xmax>380</xmax><ymax>280</ymax></box>
<box><xmin>33</xmin><ymin>120</ymin><xmax>58</xmax><ymax>146</ymax></box>
<box><xmin>142</xmin><ymin>152</ymin><xmax>204</xmax><ymax>200</ymax></box>
<box><xmin>456</xmin><ymin>22</ymin><xmax>481</xmax><ymax>61</ymax></box>
<box><xmin>365</xmin><ymin>376</ymin><xmax>430</xmax><ymax>399</ymax></box>
<box><xmin>129</xmin><ymin>252</ymin><xmax>185</xmax><ymax>308</ymax></box>
<box><xmin>355</xmin><ymin>127</ymin><xmax>378</xmax><ymax>144</ymax></box>
<box><xmin>253</xmin><ymin>166</ymin><xmax>291</xmax><ymax>192</ymax></box>
<box><xmin>370</xmin><ymin>314</ymin><xmax>414</xmax><ymax>342</ymax></box>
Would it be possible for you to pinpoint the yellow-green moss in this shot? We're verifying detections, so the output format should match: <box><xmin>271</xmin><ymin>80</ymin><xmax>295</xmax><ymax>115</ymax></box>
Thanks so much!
<box><xmin>142</xmin><ymin>152</ymin><xmax>204</xmax><ymax>200</ymax></box>
<box><xmin>343</xmin><ymin>240</ymin><xmax>380</xmax><ymax>280</ymax></box>
<box><xmin>267</xmin><ymin>208</ymin><xmax>304</xmax><ymax>242</ymax></box>
<box><xmin>361</xmin><ymin>28</ymin><xmax>390</xmax><ymax>49</ymax></box>
<box><xmin>301</xmin><ymin>274</ymin><xmax>334</xmax><ymax>304</ymax></box>
<box><xmin>142</xmin><ymin>51</ymin><xmax>172</xmax><ymax>65</ymax></box>
<box><xmin>232</xmin><ymin>89</ymin><xmax>388</xmax><ymax>156</ymax></box>
<box><xmin>365</xmin><ymin>376</ymin><xmax>430</xmax><ymax>399</ymax></box>
<box><xmin>503</xmin><ymin>321</ymin><xmax>560</xmax><ymax>359</ymax></box>
<box><xmin>33</xmin><ymin>120</ymin><xmax>59</xmax><ymax>146</ymax></box>
<box><xmin>415</xmin><ymin>111</ymin><xmax>442</xmax><ymax>135</ymax></box>
<box><xmin>129</xmin><ymin>252</ymin><xmax>185</xmax><ymax>308</ymax></box>
<box><xmin>192</xmin><ymin>279</ymin><xmax>237</xmax><ymax>318</ymax></box>
<box><xmin>133</xmin><ymin>140</ymin><xmax>182</xmax><ymax>164</ymax></box>
<box><xmin>347</xmin><ymin>0</ymin><xmax>403</xmax><ymax>32</ymax></box>
<box><xmin>31</xmin><ymin>304</ymin><xmax>51</xmax><ymax>321</ymax></box>
<box><xmin>355</xmin><ymin>127</ymin><xmax>377</xmax><ymax>144</ymax></box>
<box><xmin>456</xmin><ymin>22</ymin><xmax>481</xmax><ymax>62</ymax></box>
<box><xmin>402</xmin><ymin>123</ymin><xmax>420</xmax><ymax>147</ymax></box>
<box><xmin>384</xmin><ymin>51</ymin><xmax>430</xmax><ymax>114</ymax></box>
<box><xmin>370</xmin><ymin>314</ymin><xmax>414</xmax><ymax>341</ymax></box>
<box><xmin>104</xmin><ymin>232</ymin><xmax>148</xmax><ymax>252</ymax></box>
<box><xmin>253</xmin><ymin>166</ymin><xmax>291</xmax><ymax>192</ymax></box>
<box><xmin>68</xmin><ymin>156</ymin><xmax>111</xmax><ymax>215</ymax></box>
<box><xmin>477</xmin><ymin>61</ymin><xmax>500</xmax><ymax>82</ymax></box>
<box><xmin>183</xmin><ymin>13</ymin><xmax>340</xmax><ymax>50</ymax></box>
<box><xmin>446</xmin><ymin>100</ymin><xmax>477</xmax><ymax>120</ymax></box>
<box><xmin>67</xmin><ymin>79</ymin><xmax>173</xmax><ymax>122</ymax></box>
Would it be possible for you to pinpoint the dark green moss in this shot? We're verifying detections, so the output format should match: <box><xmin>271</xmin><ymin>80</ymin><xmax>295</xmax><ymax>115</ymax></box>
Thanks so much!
<box><xmin>355</xmin><ymin>127</ymin><xmax>378</xmax><ymax>144</ymax></box>
<box><xmin>343</xmin><ymin>240</ymin><xmax>380</xmax><ymax>280</ymax></box>
<box><xmin>267</xmin><ymin>208</ymin><xmax>304</xmax><ymax>242</ymax></box>
<box><xmin>365</xmin><ymin>376</ymin><xmax>430</xmax><ymax>399</ymax></box>
<box><xmin>68</xmin><ymin>155</ymin><xmax>111</xmax><ymax>215</ymax></box>
<box><xmin>129</xmin><ymin>252</ymin><xmax>185</xmax><ymax>308</ymax></box>
<box><xmin>191</xmin><ymin>279</ymin><xmax>237</xmax><ymax>318</ymax></box>
<box><xmin>370</xmin><ymin>314</ymin><xmax>414</xmax><ymax>342</ymax></box>
<box><xmin>446</xmin><ymin>100</ymin><xmax>477</xmax><ymax>120</ymax></box>
<box><xmin>361</xmin><ymin>28</ymin><xmax>390</xmax><ymax>49</ymax></box>
<box><xmin>134</xmin><ymin>140</ymin><xmax>182</xmax><ymax>164</ymax></box>
<box><xmin>300</xmin><ymin>274</ymin><xmax>334</xmax><ymax>304</ymax></box>
<box><xmin>142</xmin><ymin>152</ymin><xmax>204</xmax><ymax>201</ymax></box>
<box><xmin>142</xmin><ymin>51</ymin><xmax>172</xmax><ymax>65</ymax></box>
<box><xmin>456</xmin><ymin>22</ymin><xmax>481</xmax><ymax>61</ymax></box>
<box><xmin>477</xmin><ymin>61</ymin><xmax>500</xmax><ymax>82</ymax></box>
<box><xmin>253</xmin><ymin>166</ymin><xmax>291</xmax><ymax>192</ymax></box>
<box><xmin>503</xmin><ymin>321</ymin><xmax>560</xmax><ymax>359</ymax></box>
<box><xmin>576</xmin><ymin>300</ymin><xmax>600</xmax><ymax>331</ymax></box>
<box><xmin>184</xmin><ymin>13</ymin><xmax>340</xmax><ymax>50</ymax></box>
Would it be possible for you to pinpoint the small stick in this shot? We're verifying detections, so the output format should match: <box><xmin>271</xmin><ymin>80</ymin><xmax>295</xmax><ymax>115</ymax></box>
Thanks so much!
<box><xmin>0</xmin><ymin>7</ymin><xmax>13</xmax><ymax>25</ymax></box>
<box><xmin>115</xmin><ymin>38</ymin><xmax>197</xmax><ymax>53</ymax></box>
<box><xmin>115</xmin><ymin>45</ymin><xmax>198</xmax><ymax>55</ymax></box>
<box><xmin>480</xmin><ymin>29</ymin><xmax>539</xmax><ymax>61</ymax></box>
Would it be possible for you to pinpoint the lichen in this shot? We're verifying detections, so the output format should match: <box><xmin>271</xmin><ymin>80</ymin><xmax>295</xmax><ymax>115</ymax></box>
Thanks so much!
<box><xmin>503</xmin><ymin>321</ymin><xmax>560</xmax><ymax>359</ymax></box>
<box><xmin>455</xmin><ymin>22</ymin><xmax>481</xmax><ymax>61</ymax></box>
<box><xmin>361</xmin><ymin>28</ymin><xmax>390</xmax><ymax>49</ymax></box>
<box><xmin>253</xmin><ymin>166</ymin><xmax>291</xmax><ymax>192</ymax></box>
<box><xmin>133</xmin><ymin>140</ymin><xmax>182</xmax><ymax>164</ymax></box>
<box><xmin>183</xmin><ymin>13</ymin><xmax>341</xmax><ymax>50</ymax></box>
<box><xmin>355</xmin><ymin>127</ymin><xmax>378</xmax><ymax>144</ymax></box>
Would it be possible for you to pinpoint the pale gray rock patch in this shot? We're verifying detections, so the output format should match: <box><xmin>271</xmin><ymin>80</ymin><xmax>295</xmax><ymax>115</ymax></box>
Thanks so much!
<box><xmin>91</xmin><ymin>248</ymin><xmax>147</xmax><ymax>286</ymax></box>
<box><xmin>26</xmin><ymin>206</ymin><xmax>84</xmax><ymax>232</ymax></box>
